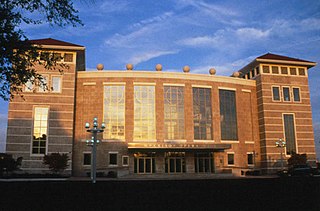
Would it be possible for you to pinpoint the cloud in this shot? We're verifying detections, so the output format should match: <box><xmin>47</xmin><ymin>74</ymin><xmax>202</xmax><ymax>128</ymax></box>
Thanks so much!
<box><xmin>236</xmin><ymin>27</ymin><xmax>270</xmax><ymax>39</ymax></box>
<box><xmin>132</xmin><ymin>12</ymin><xmax>174</xmax><ymax>29</ymax></box>
<box><xmin>99</xmin><ymin>0</ymin><xmax>129</xmax><ymax>13</ymax></box>
<box><xmin>129</xmin><ymin>50</ymin><xmax>179</xmax><ymax>66</ymax></box>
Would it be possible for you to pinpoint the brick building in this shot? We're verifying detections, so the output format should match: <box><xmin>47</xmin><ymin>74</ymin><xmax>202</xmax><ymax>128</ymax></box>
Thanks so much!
<box><xmin>5</xmin><ymin>38</ymin><xmax>317</xmax><ymax>176</ymax></box>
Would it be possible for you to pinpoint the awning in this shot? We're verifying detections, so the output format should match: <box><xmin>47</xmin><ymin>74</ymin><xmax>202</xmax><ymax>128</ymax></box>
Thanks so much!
<box><xmin>127</xmin><ymin>142</ymin><xmax>231</xmax><ymax>152</ymax></box>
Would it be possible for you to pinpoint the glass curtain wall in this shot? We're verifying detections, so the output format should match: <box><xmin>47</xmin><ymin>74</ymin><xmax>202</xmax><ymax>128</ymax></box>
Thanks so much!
<box><xmin>134</xmin><ymin>86</ymin><xmax>156</xmax><ymax>140</ymax></box>
<box><xmin>164</xmin><ymin>86</ymin><xmax>185</xmax><ymax>140</ymax></box>
<box><xmin>192</xmin><ymin>88</ymin><xmax>212</xmax><ymax>140</ymax></box>
<box><xmin>103</xmin><ymin>86</ymin><xmax>125</xmax><ymax>140</ymax></box>
<box><xmin>219</xmin><ymin>90</ymin><xmax>238</xmax><ymax>140</ymax></box>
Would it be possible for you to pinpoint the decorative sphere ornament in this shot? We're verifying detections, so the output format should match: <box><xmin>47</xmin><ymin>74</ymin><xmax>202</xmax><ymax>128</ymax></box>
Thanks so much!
<box><xmin>155</xmin><ymin>64</ymin><xmax>162</xmax><ymax>71</ymax></box>
<box><xmin>209</xmin><ymin>68</ymin><xmax>216</xmax><ymax>75</ymax></box>
<box><xmin>126</xmin><ymin>63</ymin><xmax>133</xmax><ymax>70</ymax></box>
<box><xmin>232</xmin><ymin>71</ymin><xmax>240</xmax><ymax>77</ymax></box>
<box><xmin>96</xmin><ymin>63</ymin><xmax>104</xmax><ymax>71</ymax></box>
<box><xmin>183</xmin><ymin>65</ymin><xmax>190</xmax><ymax>73</ymax></box>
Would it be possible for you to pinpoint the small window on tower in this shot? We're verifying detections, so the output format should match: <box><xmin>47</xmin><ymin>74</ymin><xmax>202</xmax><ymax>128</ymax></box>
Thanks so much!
<box><xmin>272</xmin><ymin>66</ymin><xmax>279</xmax><ymax>74</ymax></box>
<box><xmin>281</xmin><ymin>67</ymin><xmax>288</xmax><ymax>75</ymax></box>
<box><xmin>290</xmin><ymin>68</ymin><xmax>297</xmax><ymax>75</ymax></box>
<box><xmin>298</xmin><ymin>68</ymin><xmax>305</xmax><ymax>76</ymax></box>
<box><xmin>262</xmin><ymin>66</ymin><xmax>270</xmax><ymax>73</ymax></box>
<box><xmin>64</xmin><ymin>53</ymin><xmax>73</xmax><ymax>62</ymax></box>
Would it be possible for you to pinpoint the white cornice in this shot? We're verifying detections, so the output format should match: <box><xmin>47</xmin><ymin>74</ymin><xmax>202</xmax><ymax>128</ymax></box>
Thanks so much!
<box><xmin>77</xmin><ymin>71</ymin><xmax>256</xmax><ymax>86</ymax></box>
<box><xmin>256</xmin><ymin>58</ymin><xmax>317</xmax><ymax>67</ymax></box>
<box><xmin>33</xmin><ymin>44</ymin><xmax>85</xmax><ymax>51</ymax></box>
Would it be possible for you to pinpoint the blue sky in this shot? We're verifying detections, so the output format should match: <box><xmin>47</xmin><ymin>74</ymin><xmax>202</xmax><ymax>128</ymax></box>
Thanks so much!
<box><xmin>0</xmin><ymin>0</ymin><xmax>319</xmax><ymax>158</ymax></box>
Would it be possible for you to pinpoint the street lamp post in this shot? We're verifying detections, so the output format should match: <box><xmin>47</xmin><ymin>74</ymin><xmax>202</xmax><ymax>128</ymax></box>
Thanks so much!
<box><xmin>85</xmin><ymin>117</ymin><xmax>105</xmax><ymax>184</ymax></box>
<box><xmin>275</xmin><ymin>138</ymin><xmax>286</xmax><ymax>171</ymax></box>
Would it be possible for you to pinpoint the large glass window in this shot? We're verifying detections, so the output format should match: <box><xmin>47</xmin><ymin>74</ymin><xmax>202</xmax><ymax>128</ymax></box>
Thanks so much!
<box><xmin>164</xmin><ymin>86</ymin><xmax>185</xmax><ymax>140</ymax></box>
<box><xmin>219</xmin><ymin>90</ymin><xmax>238</xmax><ymax>140</ymax></box>
<box><xmin>165</xmin><ymin>152</ymin><xmax>186</xmax><ymax>173</ymax></box>
<box><xmin>283</xmin><ymin>114</ymin><xmax>297</xmax><ymax>155</ymax></box>
<box><xmin>103</xmin><ymin>86</ymin><xmax>125</xmax><ymax>140</ymax></box>
<box><xmin>272</xmin><ymin>87</ymin><xmax>280</xmax><ymax>101</ymax></box>
<box><xmin>32</xmin><ymin>107</ymin><xmax>49</xmax><ymax>154</ymax></box>
<box><xmin>193</xmin><ymin>88</ymin><xmax>212</xmax><ymax>140</ymax></box>
<box><xmin>134</xmin><ymin>86</ymin><xmax>156</xmax><ymax>140</ymax></box>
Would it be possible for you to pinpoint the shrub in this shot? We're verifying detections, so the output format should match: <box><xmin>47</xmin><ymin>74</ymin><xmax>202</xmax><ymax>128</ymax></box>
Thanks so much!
<box><xmin>0</xmin><ymin>153</ymin><xmax>23</xmax><ymax>176</ymax></box>
<box><xmin>43</xmin><ymin>153</ymin><xmax>69</xmax><ymax>174</ymax></box>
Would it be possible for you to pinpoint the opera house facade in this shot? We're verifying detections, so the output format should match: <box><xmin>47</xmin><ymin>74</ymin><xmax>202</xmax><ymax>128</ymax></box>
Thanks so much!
<box><xmin>5</xmin><ymin>39</ymin><xmax>317</xmax><ymax>176</ymax></box>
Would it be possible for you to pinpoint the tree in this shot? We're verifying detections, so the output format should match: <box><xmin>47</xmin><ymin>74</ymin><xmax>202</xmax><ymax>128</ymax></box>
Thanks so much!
<box><xmin>43</xmin><ymin>153</ymin><xmax>69</xmax><ymax>174</ymax></box>
<box><xmin>0</xmin><ymin>153</ymin><xmax>23</xmax><ymax>176</ymax></box>
<box><xmin>288</xmin><ymin>153</ymin><xmax>307</xmax><ymax>167</ymax></box>
<box><xmin>0</xmin><ymin>0</ymin><xmax>82</xmax><ymax>100</ymax></box>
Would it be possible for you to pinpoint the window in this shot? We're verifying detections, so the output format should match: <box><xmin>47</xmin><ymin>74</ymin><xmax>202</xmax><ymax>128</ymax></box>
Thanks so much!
<box><xmin>247</xmin><ymin>153</ymin><xmax>254</xmax><ymax>165</ymax></box>
<box><xmin>281</xmin><ymin>67</ymin><xmax>288</xmax><ymax>75</ymax></box>
<box><xmin>134</xmin><ymin>86</ymin><xmax>156</xmax><ymax>140</ymax></box>
<box><xmin>24</xmin><ymin>78</ymin><xmax>34</xmax><ymax>92</ymax></box>
<box><xmin>38</xmin><ymin>75</ymin><xmax>48</xmax><ymax>92</ymax></box>
<box><xmin>103</xmin><ymin>86</ymin><xmax>125</xmax><ymax>140</ymax></box>
<box><xmin>290</xmin><ymin>68</ymin><xmax>297</xmax><ymax>75</ymax></box>
<box><xmin>256</xmin><ymin>67</ymin><xmax>260</xmax><ymax>75</ymax></box>
<box><xmin>271</xmin><ymin>66</ymin><xmax>279</xmax><ymax>74</ymax></box>
<box><xmin>32</xmin><ymin>107</ymin><xmax>49</xmax><ymax>154</ymax></box>
<box><xmin>164</xmin><ymin>86</ymin><xmax>185</xmax><ymax>140</ymax></box>
<box><xmin>262</xmin><ymin>65</ymin><xmax>270</xmax><ymax>73</ymax></box>
<box><xmin>165</xmin><ymin>152</ymin><xmax>186</xmax><ymax>173</ymax></box>
<box><xmin>283</xmin><ymin>87</ymin><xmax>290</xmax><ymax>101</ymax></box>
<box><xmin>227</xmin><ymin>153</ymin><xmax>234</xmax><ymax>165</ymax></box>
<box><xmin>40</xmin><ymin>52</ymin><xmax>50</xmax><ymax>61</ymax></box>
<box><xmin>246</xmin><ymin>72</ymin><xmax>250</xmax><ymax>79</ymax></box>
<box><xmin>193</xmin><ymin>88</ymin><xmax>212</xmax><ymax>140</ymax></box>
<box><xmin>283</xmin><ymin>114</ymin><xmax>297</xmax><ymax>155</ymax></box>
<box><xmin>64</xmin><ymin>53</ymin><xmax>73</xmax><ymax>62</ymax></box>
<box><xmin>51</xmin><ymin>76</ymin><xmax>62</xmax><ymax>93</ymax></box>
<box><xmin>251</xmin><ymin>69</ymin><xmax>255</xmax><ymax>78</ymax></box>
<box><xmin>109</xmin><ymin>153</ymin><xmax>118</xmax><ymax>165</ymax></box>
<box><xmin>83</xmin><ymin>153</ymin><xmax>91</xmax><ymax>165</ymax></box>
<box><xmin>272</xmin><ymin>87</ymin><xmax>280</xmax><ymax>101</ymax></box>
<box><xmin>298</xmin><ymin>68</ymin><xmax>305</xmax><ymax>76</ymax></box>
<box><xmin>122</xmin><ymin>156</ymin><xmax>129</xmax><ymax>166</ymax></box>
<box><xmin>53</xmin><ymin>53</ymin><xmax>62</xmax><ymax>61</ymax></box>
<box><xmin>293</xmin><ymin>88</ymin><xmax>300</xmax><ymax>102</ymax></box>
<box><xmin>220</xmin><ymin>89</ymin><xmax>238</xmax><ymax>140</ymax></box>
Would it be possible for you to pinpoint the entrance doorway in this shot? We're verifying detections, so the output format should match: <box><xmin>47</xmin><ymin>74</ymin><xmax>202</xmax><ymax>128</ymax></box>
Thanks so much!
<box><xmin>165</xmin><ymin>152</ymin><xmax>186</xmax><ymax>173</ymax></box>
<box><xmin>194</xmin><ymin>152</ymin><xmax>214</xmax><ymax>173</ymax></box>
<box><xmin>134</xmin><ymin>152</ymin><xmax>156</xmax><ymax>174</ymax></box>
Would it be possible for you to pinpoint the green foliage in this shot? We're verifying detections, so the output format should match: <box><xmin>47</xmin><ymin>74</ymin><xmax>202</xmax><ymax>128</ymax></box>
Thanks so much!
<box><xmin>0</xmin><ymin>153</ymin><xmax>23</xmax><ymax>176</ymax></box>
<box><xmin>43</xmin><ymin>153</ymin><xmax>69</xmax><ymax>174</ymax></box>
<box><xmin>288</xmin><ymin>153</ymin><xmax>307</xmax><ymax>167</ymax></box>
<box><xmin>0</xmin><ymin>0</ymin><xmax>82</xmax><ymax>100</ymax></box>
